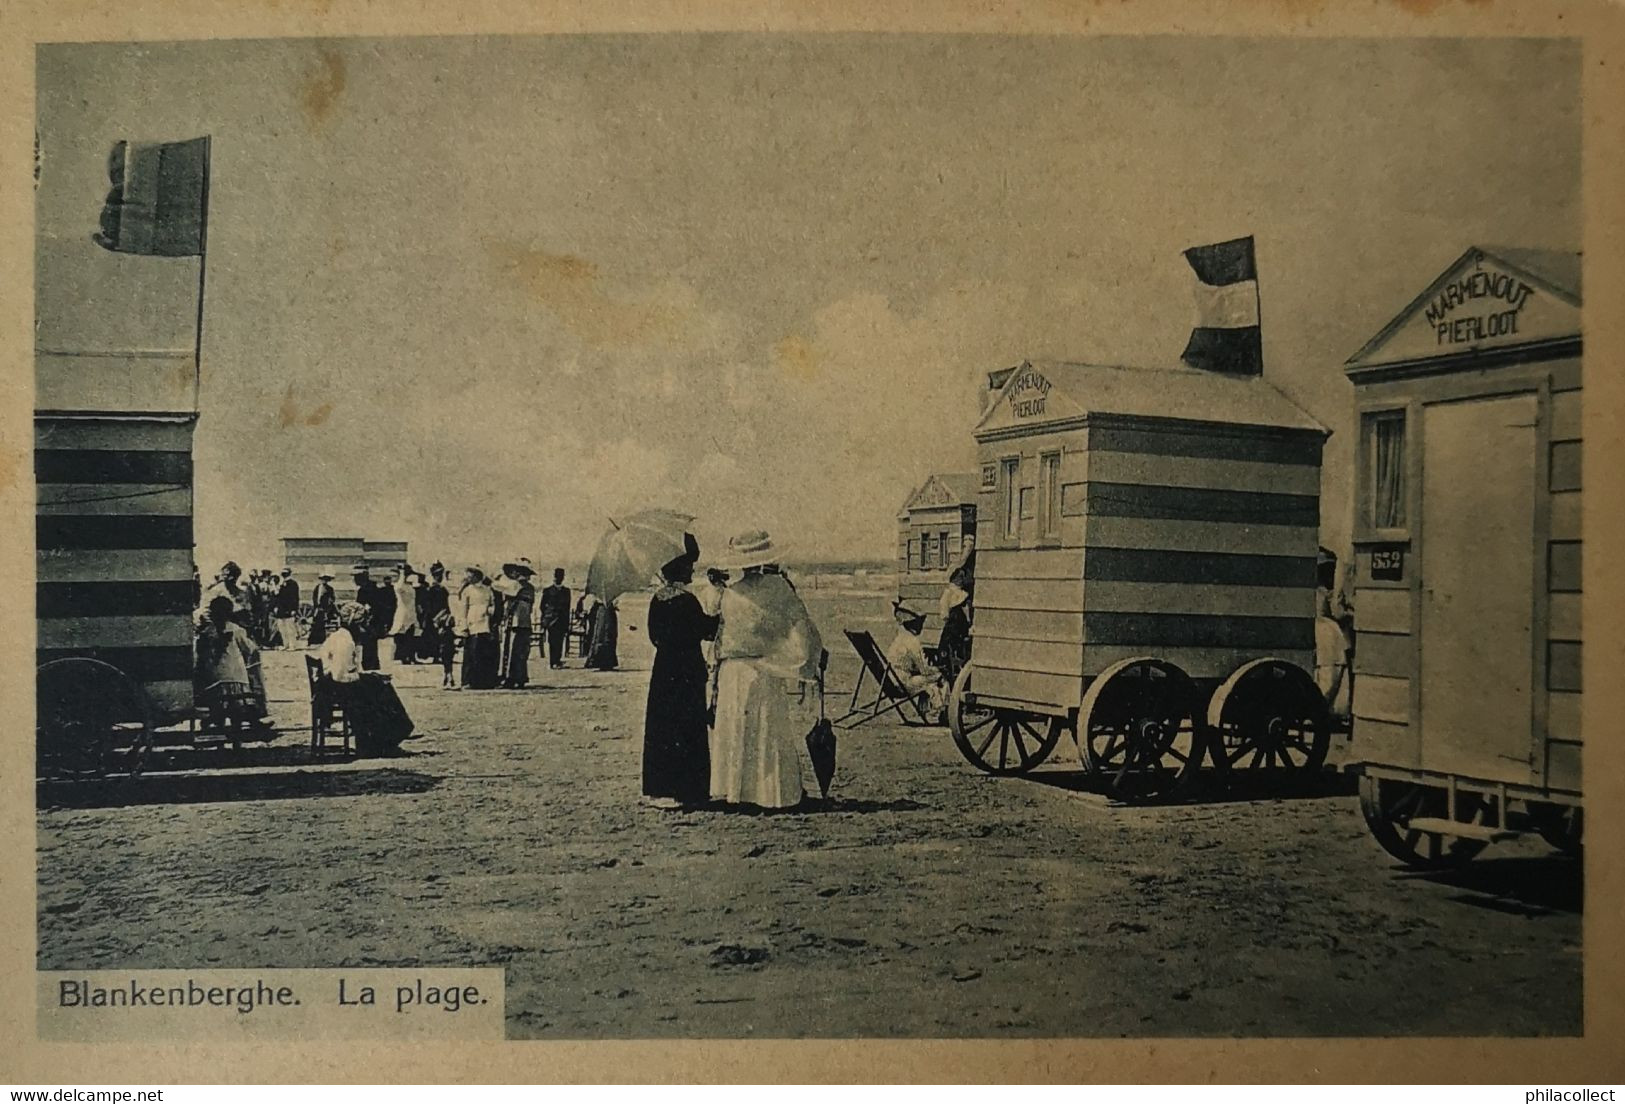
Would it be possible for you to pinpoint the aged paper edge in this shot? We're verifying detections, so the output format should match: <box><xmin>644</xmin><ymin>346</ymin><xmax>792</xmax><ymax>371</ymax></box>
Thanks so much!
<box><xmin>1</xmin><ymin>0</ymin><xmax>1621</xmax><ymax>1085</ymax></box>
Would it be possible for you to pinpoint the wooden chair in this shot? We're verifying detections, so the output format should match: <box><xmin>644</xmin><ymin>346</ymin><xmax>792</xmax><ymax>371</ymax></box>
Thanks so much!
<box><xmin>304</xmin><ymin>655</ymin><xmax>352</xmax><ymax>756</ymax></box>
<box><xmin>832</xmin><ymin>629</ymin><xmax>941</xmax><ymax>730</ymax></box>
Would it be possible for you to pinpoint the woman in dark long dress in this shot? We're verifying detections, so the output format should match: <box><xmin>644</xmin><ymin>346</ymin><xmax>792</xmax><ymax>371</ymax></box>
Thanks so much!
<box><xmin>585</xmin><ymin>597</ymin><xmax>620</xmax><ymax>670</ymax></box>
<box><xmin>642</xmin><ymin>540</ymin><xmax>718</xmax><ymax>807</ymax></box>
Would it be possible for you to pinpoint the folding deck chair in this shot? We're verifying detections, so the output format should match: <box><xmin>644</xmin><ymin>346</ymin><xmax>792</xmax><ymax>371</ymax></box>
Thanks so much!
<box><xmin>832</xmin><ymin>629</ymin><xmax>941</xmax><ymax>729</ymax></box>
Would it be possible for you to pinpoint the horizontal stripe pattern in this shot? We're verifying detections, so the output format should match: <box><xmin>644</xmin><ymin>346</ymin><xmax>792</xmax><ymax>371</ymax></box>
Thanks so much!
<box><xmin>1087</xmin><ymin>425</ymin><xmax>1322</xmax><ymax>468</ymax></box>
<box><xmin>1082</xmin><ymin>643</ymin><xmax>1314</xmax><ymax>681</ymax></box>
<box><xmin>36</xmin><ymin>646</ymin><xmax>193</xmax><ymax>683</ymax></box>
<box><xmin>38</xmin><ymin>515</ymin><xmax>191</xmax><ymax>550</ymax></box>
<box><xmin>38</xmin><ymin>581</ymin><xmax>195</xmax><ymax>619</ymax></box>
<box><xmin>1086</xmin><ymin>449</ymin><xmax>1320</xmax><ymax>496</ymax></box>
<box><xmin>37</xmin><ymin>547</ymin><xmax>193</xmax><ymax>584</ymax></box>
<box><xmin>1083</xmin><ymin>611</ymin><xmax>1313</xmax><ymax>651</ymax></box>
<box><xmin>37</xmin><ymin>615</ymin><xmax>194</xmax><ymax>650</ymax></box>
<box><xmin>36</xmin><ymin>449</ymin><xmax>191</xmax><ymax>485</ymax></box>
<box><xmin>1085</xmin><ymin>515</ymin><xmax>1318</xmax><ymax>559</ymax></box>
<box><xmin>36</xmin><ymin>482</ymin><xmax>191</xmax><ymax>516</ymax></box>
<box><xmin>1084</xmin><ymin>482</ymin><xmax>1318</xmax><ymax>528</ymax></box>
<box><xmin>1084</xmin><ymin>547</ymin><xmax>1316</xmax><ymax>588</ymax></box>
<box><xmin>1081</xmin><ymin>581</ymin><xmax>1314</xmax><ymax>619</ymax></box>
<box><xmin>35</xmin><ymin>417</ymin><xmax>195</xmax><ymax>452</ymax></box>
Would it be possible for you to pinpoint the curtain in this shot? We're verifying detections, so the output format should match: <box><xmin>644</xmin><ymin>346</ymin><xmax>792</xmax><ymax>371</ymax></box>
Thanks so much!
<box><xmin>1372</xmin><ymin>415</ymin><xmax>1406</xmax><ymax>529</ymax></box>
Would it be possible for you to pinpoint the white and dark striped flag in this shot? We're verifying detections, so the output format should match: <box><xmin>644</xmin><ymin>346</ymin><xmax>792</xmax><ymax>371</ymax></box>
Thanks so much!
<box><xmin>1180</xmin><ymin>235</ymin><xmax>1262</xmax><ymax>376</ymax></box>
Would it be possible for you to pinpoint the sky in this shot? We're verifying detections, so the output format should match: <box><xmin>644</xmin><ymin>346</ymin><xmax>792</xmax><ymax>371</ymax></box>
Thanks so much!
<box><xmin>35</xmin><ymin>35</ymin><xmax>1581</xmax><ymax>574</ymax></box>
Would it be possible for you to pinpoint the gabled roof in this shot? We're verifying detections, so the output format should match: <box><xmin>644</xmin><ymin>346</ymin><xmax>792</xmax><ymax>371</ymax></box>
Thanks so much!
<box><xmin>1483</xmin><ymin>246</ymin><xmax>1581</xmax><ymax>299</ymax></box>
<box><xmin>1347</xmin><ymin>245</ymin><xmax>1582</xmax><ymax>368</ymax></box>
<box><xmin>900</xmin><ymin>472</ymin><xmax>979</xmax><ymax>512</ymax></box>
<box><xmin>974</xmin><ymin>359</ymin><xmax>1326</xmax><ymax>436</ymax></box>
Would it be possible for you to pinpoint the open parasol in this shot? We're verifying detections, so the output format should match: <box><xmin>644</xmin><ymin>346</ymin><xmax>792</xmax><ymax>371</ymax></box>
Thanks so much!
<box><xmin>585</xmin><ymin>509</ymin><xmax>697</xmax><ymax>604</ymax></box>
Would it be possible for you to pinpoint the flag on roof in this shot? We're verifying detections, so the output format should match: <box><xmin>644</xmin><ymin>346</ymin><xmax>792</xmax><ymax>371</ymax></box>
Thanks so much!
<box><xmin>92</xmin><ymin>137</ymin><xmax>209</xmax><ymax>257</ymax></box>
<box><xmin>1180</xmin><ymin>235</ymin><xmax>1262</xmax><ymax>377</ymax></box>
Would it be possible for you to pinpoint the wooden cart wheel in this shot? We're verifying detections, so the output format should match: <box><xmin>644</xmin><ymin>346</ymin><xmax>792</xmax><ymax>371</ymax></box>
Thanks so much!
<box><xmin>1078</xmin><ymin>657</ymin><xmax>1204</xmax><ymax>801</ymax></box>
<box><xmin>36</xmin><ymin>658</ymin><xmax>153</xmax><ymax>781</ymax></box>
<box><xmin>948</xmin><ymin>662</ymin><xmax>1064</xmax><ymax>776</ymax></box>
<box><xmin>1530</xmin><ymin>802</ymin><xmax>1583</xmax><ymax>856</ymax></box>
<box><xmin>1205</xmin><ymin>658</ymin><xmax>1330</xmax><ymax>775</ymax></box>
<box><xmin>1358</xmin><ymin>775</ymin><xmax>1489</xmax><ymax>870</ymax></box>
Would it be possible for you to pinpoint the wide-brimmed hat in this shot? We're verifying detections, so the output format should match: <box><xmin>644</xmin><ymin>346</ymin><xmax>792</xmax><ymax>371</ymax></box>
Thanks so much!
<box><xmin>503</xmin><ymin>557</ymin><xmax>536</xmax><ymax>577</ymax></box>
<box><xmin>350</xmin><ymin>562</ymin><xmax>370</xmax><ymax>574</ymax></box>
<box><xmin>893</xmin><ymin>598</ymin><xmax>928</xmax><ymax>626</ymax></box>
<box><xmin>317</xmin><ymin>568</ymin><xmax>336</xmax><ymax>580</ymax></box>
<box><xmin>337</xmin><ymin>601</ymin><xmax>370</xmax><ymax>628</ymax></box>
<box><xmin>280</xmin><ymin>567</ymin><xmax>293</xmax><ymax>576</ymax></box>
<box><xmin>726</xmin><ymin>529</ymin><xmax>778</xmax><ymax>570</ymax></box>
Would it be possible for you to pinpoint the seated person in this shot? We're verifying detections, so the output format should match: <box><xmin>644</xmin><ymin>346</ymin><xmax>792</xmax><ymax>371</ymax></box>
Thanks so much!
<box><xmin>318</xmin><ymin>602</ymin><xmax>416</xmax><ymax>756</ymax></box>
<box><xmin>886</xmin><ymin>599</ymin><xmax>947</xmax><ymax>722</ymax></box>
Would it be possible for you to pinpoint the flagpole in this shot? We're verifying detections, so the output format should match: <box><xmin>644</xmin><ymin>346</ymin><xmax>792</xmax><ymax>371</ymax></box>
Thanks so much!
<box><xmin>192</xmin><ymin>135</ymin><xmax>212</xmax><ymax>412</ymax></box>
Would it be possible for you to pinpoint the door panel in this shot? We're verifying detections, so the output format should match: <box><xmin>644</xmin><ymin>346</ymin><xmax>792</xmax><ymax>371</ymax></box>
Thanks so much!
<box><xmin>1419</xmin><ymin>393</ymin><xmax>1538</xmax><ymax>782</ymax></box>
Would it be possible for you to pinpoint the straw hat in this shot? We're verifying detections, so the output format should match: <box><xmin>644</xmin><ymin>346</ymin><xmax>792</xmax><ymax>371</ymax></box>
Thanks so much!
<box><xmin>317</xmin><ymin>567</ymin><xmax>336</xmax><ymax>580</ymax></box>
<box><xmin>726</xmin><ymin>529</ymin><xmax>778</xmax><ymax>570</ymax></box>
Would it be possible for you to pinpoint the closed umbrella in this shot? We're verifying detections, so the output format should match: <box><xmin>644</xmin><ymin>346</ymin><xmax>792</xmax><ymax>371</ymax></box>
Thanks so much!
<box><xmin>586</xmin><ymin>509</ymin><xmax>696</xmax><ymax>604</ymax></box>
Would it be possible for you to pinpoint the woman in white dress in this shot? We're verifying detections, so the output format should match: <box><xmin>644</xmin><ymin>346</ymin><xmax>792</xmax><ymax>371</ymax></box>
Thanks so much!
<box><xmin>709</xmin><ymin>530</ymin><xmax>825</xmax><ymax>810</ymax></box>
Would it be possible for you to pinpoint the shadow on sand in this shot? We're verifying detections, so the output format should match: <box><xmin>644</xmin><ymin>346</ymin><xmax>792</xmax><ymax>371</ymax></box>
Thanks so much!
<box><xmin>1403</xmin><ymin>853</ymin><xmax>1583</xmax><ymax>916</ymax></box>
<box><xmin>37</xmin><ymin>765</ymin><xmax>442</xmax><ymax>811</ymax></box>
<box><xmin>1022</xmin><ymin>766</ymin><xmax>1358</xmax><ymax>807</ymax></box>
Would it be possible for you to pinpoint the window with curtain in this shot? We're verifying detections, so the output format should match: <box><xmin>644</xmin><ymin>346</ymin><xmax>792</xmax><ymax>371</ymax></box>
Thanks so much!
<box><xmin>1366</xmin><ymin>410</ymin><xmax>1407</xmax><ymax>530</ymax></box>
<box><xmin>921</xmin><ymin>532</ymin><xmax>935</xmax><ymax>570</ymax></box>
<box><xmin>938</xmin><ymin>531</ymin><xmax>950</xmax><ymax>568</ymax></box>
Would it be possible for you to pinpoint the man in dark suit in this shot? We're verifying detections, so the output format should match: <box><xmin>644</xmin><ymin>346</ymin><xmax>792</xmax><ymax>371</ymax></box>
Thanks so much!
<box><xmin>272</xmin><ymin>567</ymin><xmax>301</xmax><ymax>650</ymax></box>
<box><xmin>353</xmin><ymin>563</ymin><xmax>386</xmax><ymax>671</ymax></box>
<box><xmin>539</xmin><ymin>568</ymin><xmax>572</xmax><ymax>669</ymax></box>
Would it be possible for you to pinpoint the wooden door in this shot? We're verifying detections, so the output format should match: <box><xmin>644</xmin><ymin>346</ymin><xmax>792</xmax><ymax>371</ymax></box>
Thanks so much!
<box><xmin>1419</xmin><ymin>392</ymin><xmax>1539</xmax><ymax>782</ymax></box>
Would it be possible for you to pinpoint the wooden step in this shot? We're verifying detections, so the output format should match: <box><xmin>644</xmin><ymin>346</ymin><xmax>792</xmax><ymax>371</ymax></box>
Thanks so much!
<box><xmin>1403</xmin><ymin>817</ymin><xmax>1524</xmax><ymax>843</ymax></box>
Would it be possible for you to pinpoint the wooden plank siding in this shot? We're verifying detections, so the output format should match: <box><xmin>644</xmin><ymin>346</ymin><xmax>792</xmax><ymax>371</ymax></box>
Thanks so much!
<box><xmin>1545</xmin><ymin>373</ymin><xmax>1582</xmax><ymax>785</ymax></box>
<box><xmin>1079</xmin><ymin>425</ymin><xmax>1322</xmax><ymax>681</ymax></box>
<box><xmin>35</xmin><ymin>415</ymin><xmax>198</xmax><ymax>718</ymax></box>
<box><xmin>1344</xmin><ymin>353</ymin><xmax>1581</xmax><ymax>793</ymax></box>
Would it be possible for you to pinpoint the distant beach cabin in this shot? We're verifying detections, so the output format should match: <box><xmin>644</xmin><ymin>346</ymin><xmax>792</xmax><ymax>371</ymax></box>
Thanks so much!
<box><xmin>895</xmin><ymin>472</ymin><xmax>978</xmax><ymax>636</ymax></box>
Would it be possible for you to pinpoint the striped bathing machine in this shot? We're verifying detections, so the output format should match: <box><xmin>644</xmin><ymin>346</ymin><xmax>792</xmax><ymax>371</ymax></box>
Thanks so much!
<box><xmin>948</xmin><ymin>360</ymin><xmax>1331</xmax><ymax>800</ymax></box>
<box><xmin>36</xmin><ymin>411</ymin><xmax>199</xmax><ymax>776</ymax></box>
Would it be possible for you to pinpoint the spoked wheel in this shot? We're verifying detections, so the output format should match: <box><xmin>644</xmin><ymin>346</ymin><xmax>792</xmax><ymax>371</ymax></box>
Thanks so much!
<box><xmin>948</xmin><ymin>662</ymin><xmax>1064</xmax><ymax>776</ymax></box>
<box><xmin>1530</xmin><ymin>802</ymin><xmax>1583</xmax><ymax>856</ymax></box>
<box><xmin>36</xmin><ymin>658</ymin><xmax>153</xmax><ymax>781</ymax></box>
<box><xmin>1078</xmin><ymin>657</ymin><xmax>1204</xmax><ymax>802</ymax></box>
<box><xmin>1206</xmin><ymin>659</ymin><xmax>1330</xmax><ymax>775</ymax></box>
<box><xmin>1358</xmin><ymin>776</ymin><xmax>1489</xmax><ymax>870</ymax></box>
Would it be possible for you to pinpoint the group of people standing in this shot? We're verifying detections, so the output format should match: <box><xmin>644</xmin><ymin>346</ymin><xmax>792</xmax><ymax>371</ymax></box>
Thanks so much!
<box><xmin>641</xmin><ymin>528</ymin><xmax>827</xmax><ymax>813</ymax></box>
<box><xmin>299</xmin><ymin>560</ymin><xmax>620</xmax><ymax>691</ymax></box>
